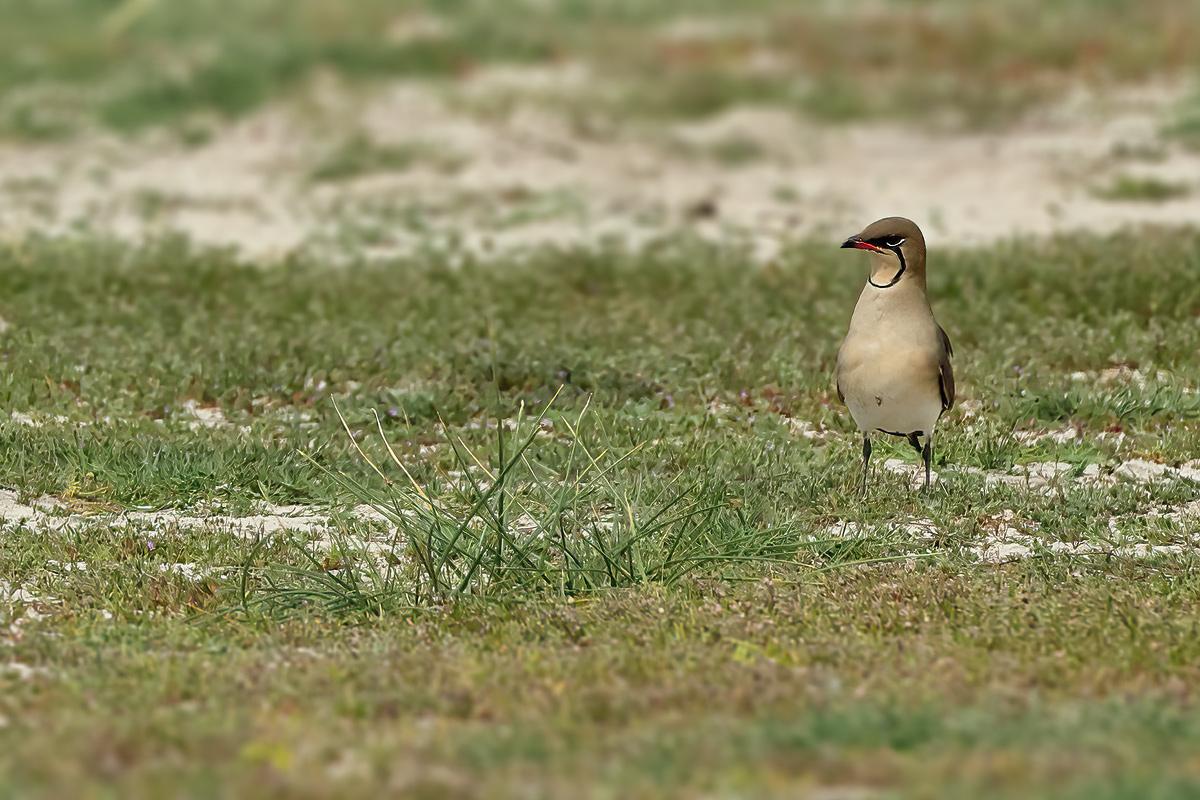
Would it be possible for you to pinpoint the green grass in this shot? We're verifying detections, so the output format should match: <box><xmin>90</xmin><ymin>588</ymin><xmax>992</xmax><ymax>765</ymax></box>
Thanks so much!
<box><xmin>9</xmin><ymin>564</ymin><xmax>1200</xmax><ymax>797</ymax></box>
<box><xmin>1167</xmin><ymin>87</ymin><xmax>1200</xmax><ymax>150</ymax></box>
<box><xmin>2</xmin><ymin>0</ymin><xmax>1200</xmax><ymax>138</ymax></box>
<box><xmin>1093</xmin><ymin>175</ymin><xmax>1191</xmax><ymax>202</ymax></box>
<box><xmin>308</xmin><ymin>133</ymin><xmax>465</xmax><ymax>182</ymax></box>
<box><xmin>2</xmin><ymin>229</ymin><xmax>1200</xmax><ymax>794</ymax></box>
<box><xmin>0</xmin><ymin>229</ymin><xmax>1198</xmax><ymax>511</ymax></box>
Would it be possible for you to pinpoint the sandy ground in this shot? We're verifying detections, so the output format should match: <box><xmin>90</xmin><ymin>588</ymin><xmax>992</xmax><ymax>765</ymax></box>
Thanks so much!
<box><xmin>0</xmin><ymin>72</ymin><xmax>1197</xmax><ymax>259</ymax></box>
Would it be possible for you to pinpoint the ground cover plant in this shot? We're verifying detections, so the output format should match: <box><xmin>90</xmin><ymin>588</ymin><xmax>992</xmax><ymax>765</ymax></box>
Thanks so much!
<box><xmin>3</xmin><ymin>0</ymin><xmax>1200</xmax><ymax>139</ymax></box>
<box><xmin>2</xmin><ymin>229</ymin><xmax>1200</xmax><ymax>796</ymax></box>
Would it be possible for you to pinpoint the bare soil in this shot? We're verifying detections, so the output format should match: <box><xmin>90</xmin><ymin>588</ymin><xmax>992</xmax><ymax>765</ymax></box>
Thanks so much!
<box><xmin>0</xmin><ymin>72</ymin><xmax>1195</xmax><ymax>259</ymax></box>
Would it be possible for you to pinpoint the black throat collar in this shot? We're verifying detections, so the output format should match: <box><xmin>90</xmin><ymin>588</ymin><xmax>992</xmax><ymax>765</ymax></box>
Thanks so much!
<box><xmin>867</xmin><ymin>244</ymin><xmax>906</xmax><ymax>289</ymax></box>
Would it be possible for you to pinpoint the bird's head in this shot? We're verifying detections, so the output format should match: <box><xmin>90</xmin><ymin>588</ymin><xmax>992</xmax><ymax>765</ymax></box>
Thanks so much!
<box><xmin>840</xmin><ymin>217</ymin><xmax>926</xmax><ymax>288</ymax></box>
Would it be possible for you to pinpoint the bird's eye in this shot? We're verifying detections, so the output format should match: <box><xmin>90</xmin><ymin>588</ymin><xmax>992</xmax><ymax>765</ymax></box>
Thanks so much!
<box><xmin>886</xmin><ymin>238</ymin><xmax>905</xmax><ymax>248</ymax></box>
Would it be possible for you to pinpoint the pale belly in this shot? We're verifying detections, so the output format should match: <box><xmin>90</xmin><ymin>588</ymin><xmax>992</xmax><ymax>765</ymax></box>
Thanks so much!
<box><xmin>838</xmin><ymin>353</ymin><xmax>943</xmax><ymax>437</ymax></box>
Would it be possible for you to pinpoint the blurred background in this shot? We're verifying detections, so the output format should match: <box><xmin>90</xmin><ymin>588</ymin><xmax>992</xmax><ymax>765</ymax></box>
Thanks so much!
<box><xmin>1</xmin><ymin>0</ymin><xmax>1199</xmax><ymax>259</ymax></box>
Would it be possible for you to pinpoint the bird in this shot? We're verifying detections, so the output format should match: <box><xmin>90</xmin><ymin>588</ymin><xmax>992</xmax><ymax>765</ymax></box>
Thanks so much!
<box><xmin>835</xmin><ymin>217</ymin><xmax>954</xmax><ymax>492</ymax></box>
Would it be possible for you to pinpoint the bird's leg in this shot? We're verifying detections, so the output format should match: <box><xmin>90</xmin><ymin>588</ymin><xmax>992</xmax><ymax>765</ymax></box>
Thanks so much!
<box><xmin>860</xmin><ymin>434</ymin><xmax>872</xmax><ymax>498</ymax></box>
<box><xmin>921</xmin><ymin>437</ymin><xmax>933</xmax><ymax>490</ymax></box>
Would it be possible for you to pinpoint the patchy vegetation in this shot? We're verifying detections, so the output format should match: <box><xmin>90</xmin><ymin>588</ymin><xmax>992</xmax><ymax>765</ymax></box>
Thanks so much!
<box><xmin>2</xmin><ymin>0</ymin><xmax>1200</xmax><ymax>138</ymax></box>
<box><xmin>1</xmin><ymin>230</ymin><xmax>1200</xmax><ymax>793</ymax></box>
<box><xmin>8</xmin><ymin>564</ymin><xmax>1200</xmax><ymax>797</ymax></box>
<box><xmin>1093</xmin><ymin>174</ymin><xmax>1191</xmax><ymax>202</ymax></box>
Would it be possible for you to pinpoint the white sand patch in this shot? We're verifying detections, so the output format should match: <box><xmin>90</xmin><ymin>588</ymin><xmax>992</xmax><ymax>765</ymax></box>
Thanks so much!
<box><xmin>973</xmin><ymin>537</ymin><xmax>1035</xmax><ymax>563</ymax></box>
<box><xmin>0</xmin><ymin>577</ymin><xmax>61</xmax><ymax>637</ymax></box>
<box><xmin>882</xmin><ymin>458</ymin><xmax>938</xmax><ymax>488</ymax></box>
<box><xmin>901</xmin><ymin>518</ymin><xmax>940</xmax><ymax>540</ymax></box>
<box><xmin>787</xmin><ymin>418</ymin><xmax>831</xmax><ymax>440</ymax></box>
<box><xmin>1011</xmin><ymin>425</ymin><xmax>1128</xmax><ymax>448</ymax></box>
<box><xmin>0</xmin><ymin>487</ymin><xmax>341</xmax><ymax>540</ymax></box>
<box><xmin>0</xmin><ymin>489</ymin><xmax>49</xmax><ymax>523</ymax></box>
<box><xmin>181</xmin><ymin>398</ymin><xmax>237</xmax><ymax>430</ymax></box>
<box><xmin>875</xmin><ymin>459</ymin><xmax>1104</xmax><ymax>492</ymax></box>
<box><xmin>813</xmin><ymin>456</ymin><xmax>1200</xmax><ymax>564</ymax></box>
<box><xmin>816</xmin><ymin>517</ymin><xmax>942</xmax><ymax>545</ymax></box>
<box><xmin>1070</xmin><ymin>366</ymin><xmax>1150</xmax><ymax>388</ymax></box>
<box><xmin>10</xmin><ymin>411</ymin><xmax>75</xmax><ymax>428</ymax></box>
<box><xmin>1115</xmin><ymin>459</ymin><xmax>1172</xmax><ymax>482</ymax></box>
<box><xmin>1013</xmin><ymin>427</ymin><xmax>1083</xmax><ymax>447</ymax></box>
<box><xmin>0</xmin><ymin>71</ymin><xmax>1196</xmax><ymax>258</ymax></box>
<box><xmin>126</xmin><ymin>504</ymin><xmax>331</xmax><ymax>538</ymax></box>
<box><xmin>1019</xmin><ymin>461</ymin><xmax>1074</xmax><ymax>482</ymax></box>
<box><xmin>157</xmin><ymin>562</ymin><xmax>205</xmax><ymax>580</ymax></box>
<box><xmin>0</xmin><ymin>662</ymin><xmax>50</xmax><ymax>681</ymax></box>
<box><xmin>1166</xmin><ymin>498</ymin><xmax>1200</xmax><ymax>523</ymax></box>
<box><xmin>1078</xmin><ymin>463</ymin><xmax>1119</xmax><ymax>487</ymax></box>
<box><xmin>966</xmin><ymin>508</ymin><xmax>1198</xmax><ymax>563</ymax></box>
<box><xmin>0</xmin><ymin>494</ymin><xmax>410</xmax><ymax>607</ymax></box>
<box><xmin>384</xmin><ymin>12</ymin><xmax>449</xmax><ymax>45</ymax></box>
<box><xmin>0</xmin><ymin>579</ymin><xmax>50</xmax><ymax>605</ymax></box>
<box><xmin>820</xmin><ymin>520</ymin><xmax>867</xmax><ymax>539</ymax></box>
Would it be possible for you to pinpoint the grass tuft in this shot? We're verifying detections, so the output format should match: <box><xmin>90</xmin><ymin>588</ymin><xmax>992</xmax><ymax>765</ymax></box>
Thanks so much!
<box><xmin>1092</xmin><ymin>174</ymin><xmax>1191</xmax><ymax>202</ymax></box>
<box><xmin>308</xmin><ymin>133</ymin><xmax>465</xmax><ymax>182</ymax></box>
